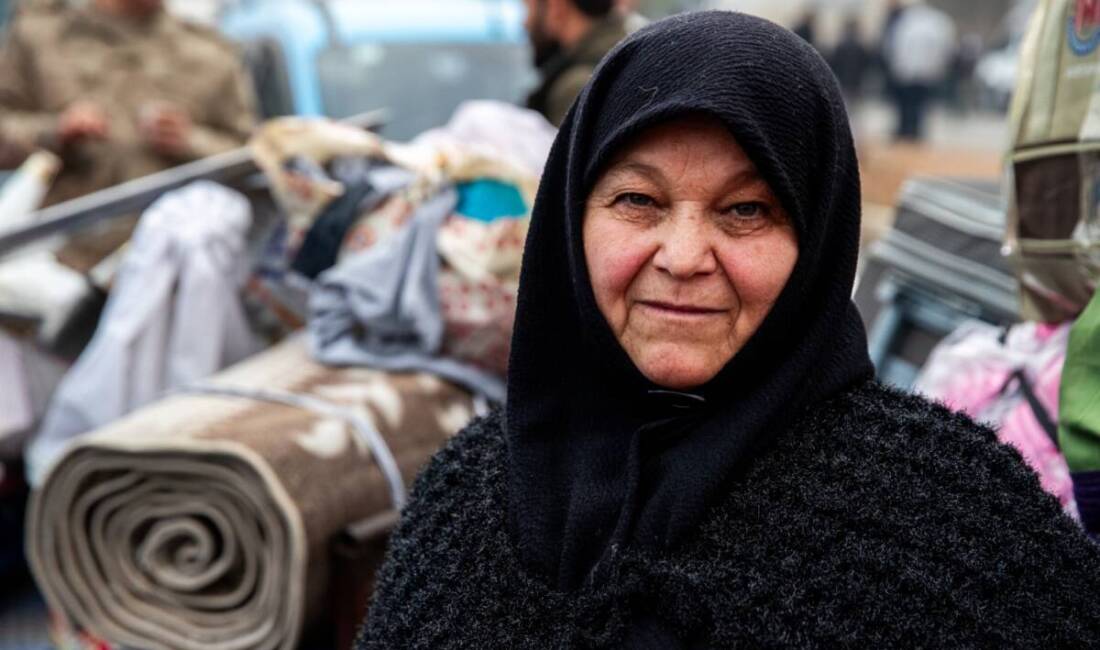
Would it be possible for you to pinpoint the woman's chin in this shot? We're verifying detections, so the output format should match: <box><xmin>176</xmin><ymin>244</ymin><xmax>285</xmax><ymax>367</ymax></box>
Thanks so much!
<box><xmin>635</xmin><ymin>349</ymin><xmax>728</xmax><ymax>391</ymax></box>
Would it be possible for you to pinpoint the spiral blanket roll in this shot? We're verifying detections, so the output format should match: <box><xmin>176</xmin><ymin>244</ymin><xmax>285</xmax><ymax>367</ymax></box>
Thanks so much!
<box><xmin>26</xmin><ymin>336</ymin><xmax>475</xmax><ymax>650</ymax></box>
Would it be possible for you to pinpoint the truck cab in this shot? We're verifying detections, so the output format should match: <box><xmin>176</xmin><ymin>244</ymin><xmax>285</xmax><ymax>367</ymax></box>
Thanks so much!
<box><xmin>219</xmin><ymin>0</ymin><xmax>534</xmax><ymax>140</ymax></box>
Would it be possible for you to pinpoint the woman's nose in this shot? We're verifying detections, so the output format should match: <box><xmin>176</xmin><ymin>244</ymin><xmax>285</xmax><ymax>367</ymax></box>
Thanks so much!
<box><xmin>651</xmin><ymin>210</ymin><xmax>718</xmax><ymax>279</ymax></box>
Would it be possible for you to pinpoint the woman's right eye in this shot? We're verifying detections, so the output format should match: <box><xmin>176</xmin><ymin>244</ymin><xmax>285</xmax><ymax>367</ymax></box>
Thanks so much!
<box><xmin>615</xmin><ymin>192</ymin><xmax>656</xmax><ymax>208</ymax></box>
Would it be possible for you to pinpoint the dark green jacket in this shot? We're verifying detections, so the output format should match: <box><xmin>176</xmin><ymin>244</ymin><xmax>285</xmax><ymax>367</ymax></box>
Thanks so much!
<box><xmin>526</xmin><ymin>14</ymin><xmax>629</xmax><ymax>126</ymax></box>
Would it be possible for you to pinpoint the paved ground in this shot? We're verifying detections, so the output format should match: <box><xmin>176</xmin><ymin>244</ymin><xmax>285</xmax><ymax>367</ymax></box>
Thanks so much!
<box><xmin>851</xmin><ymin>99</ymin><xmax>1009</xmax><ymax>153</ymax></box>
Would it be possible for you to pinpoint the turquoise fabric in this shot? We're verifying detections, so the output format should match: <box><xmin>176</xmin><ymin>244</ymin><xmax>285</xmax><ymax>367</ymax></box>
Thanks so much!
<box><xmin>454</xmin><ymin>179</ymin><xmax>526</xmax><ymax>222</ymax></box>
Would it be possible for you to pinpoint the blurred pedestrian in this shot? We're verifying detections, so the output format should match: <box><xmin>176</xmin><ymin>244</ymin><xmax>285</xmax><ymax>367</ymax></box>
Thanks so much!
<box><xmin>947</xmin><ymin>32</ymin><xmax>983</xmax><ymax>113</ymax></box>
<box><xmin>830</xmin><ymin>16</ymin><xmax>869</xmax><ymax>100</ymax></box>
<box><xmin>884</xmin><ymin>0</ymin><xmax>956</xmax><ymax>140</ymax></box>
<box><xmin>0</xmin><ymin>0</ymin><xmax>256</xmax><ymax>269</ymax></box>
<box><xmin>791</xmin><ymin>8</ymin><xmax>817</xmax><ymax>48</ymax></box>
<box><xmin>524</xmin><ymin>0</ymin><xmax>629</xmax><ymax>126</ymax></box>
<box><xmin>876</xmin><ymin>0</ymin><xmax>906</xmax><ymax>100</ymax></box>
<box><xmin>616</xmin><ymin>0</ymin><xmax>649</xmax><ymax>33</ymax></box>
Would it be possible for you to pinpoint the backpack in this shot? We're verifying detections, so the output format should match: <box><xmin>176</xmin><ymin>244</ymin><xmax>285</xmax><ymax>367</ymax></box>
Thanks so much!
<box><xmin>1006</xmin><ymin>0</ymin><xmax>1100</xmax><ymax>322</ymax></box>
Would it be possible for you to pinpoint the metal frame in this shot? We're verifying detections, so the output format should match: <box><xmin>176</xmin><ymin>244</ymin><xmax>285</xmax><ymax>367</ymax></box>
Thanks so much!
<box><xmin>0</xmin><ymin>109</ymin><xmax>387</xmax><ymax>261</ymax></box>
<box><xmin>867</xmin><ymin>272</ymin><xmax>1016</xmax><ymax>388</ymax></box>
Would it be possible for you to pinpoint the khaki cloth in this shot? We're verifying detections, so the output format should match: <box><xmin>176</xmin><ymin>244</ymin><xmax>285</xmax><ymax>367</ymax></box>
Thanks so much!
<box><xmin>526</xmin><ymin>13</ymin><xmax>628</xmax><ymax>127</ymax></box>
<box><xmin>0</xmin><ymin>5</ymin><xmax>257</xmax><ymax>270</ymax></box>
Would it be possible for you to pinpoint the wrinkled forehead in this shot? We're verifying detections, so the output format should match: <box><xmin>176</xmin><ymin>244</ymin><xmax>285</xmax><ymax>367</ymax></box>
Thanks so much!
<box><xmin>588</xmin><ymin>114</ymin><xmax>769</xmax><ymax>192</ymax></box>
<box><xmin>581</xmin><ymin>109</ymin><xmax>800</xmax><ymax>228</ymax></box>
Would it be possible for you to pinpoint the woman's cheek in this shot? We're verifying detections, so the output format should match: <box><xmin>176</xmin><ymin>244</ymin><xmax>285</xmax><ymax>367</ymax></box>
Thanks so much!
<box><xmin>719</xmin><ymin>232</ymin><xmax>798</xmax><ymax>306</ymax></box>
<box><xmin>585</xmin><ymin>217</ymin><xmax>655</xmax><ymax>317</ymax></box>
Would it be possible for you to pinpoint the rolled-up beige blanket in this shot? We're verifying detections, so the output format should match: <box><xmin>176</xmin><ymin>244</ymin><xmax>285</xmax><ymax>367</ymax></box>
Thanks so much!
<box><xmin>27</xmin><ymin>337</ymin><xmax>475</xmax><ymax>650</ymax></box>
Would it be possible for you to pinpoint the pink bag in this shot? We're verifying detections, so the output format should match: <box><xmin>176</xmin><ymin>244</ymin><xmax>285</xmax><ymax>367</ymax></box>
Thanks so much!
<box><xmin>915</xmin><ymin>320</ymin><xmax>1077</xmax><ymax>516</ymax></box>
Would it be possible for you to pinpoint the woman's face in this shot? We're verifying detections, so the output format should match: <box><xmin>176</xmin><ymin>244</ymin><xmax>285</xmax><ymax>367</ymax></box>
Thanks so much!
<box><xmin>583</xmin><ymin>116</ymin><xmax>799</xmax><ymax>390</ymax></box>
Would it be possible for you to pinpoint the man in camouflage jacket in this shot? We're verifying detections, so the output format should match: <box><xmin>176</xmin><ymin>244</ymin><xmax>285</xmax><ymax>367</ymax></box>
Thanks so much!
<box><xmin>0</xmin><ymin>0</ymin><xmax>257</xmax><ymax>270</ymax></box>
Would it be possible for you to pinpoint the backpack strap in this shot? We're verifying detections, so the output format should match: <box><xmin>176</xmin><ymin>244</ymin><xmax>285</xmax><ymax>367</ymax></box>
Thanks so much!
<box><xmin>1003</xmin><ymin>368</ymin><xmax>1060</xmax><ymax>448</ymax></box>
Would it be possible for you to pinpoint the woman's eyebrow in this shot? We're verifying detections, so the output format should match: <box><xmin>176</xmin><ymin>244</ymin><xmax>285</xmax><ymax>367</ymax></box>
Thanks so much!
<box><xmin>601</xmin><ymin>160</ymin><xmax>767</xmax><ymax>192</ymax></box>
<box><xmin>724</xmin><ymin>167</ymin><xmax>765</xmax><ymax>188</ymax></box>
<box><xmin>602</xmin><ymin>160</ymin><xmax>664</xmax><ymax>184</ymax></box>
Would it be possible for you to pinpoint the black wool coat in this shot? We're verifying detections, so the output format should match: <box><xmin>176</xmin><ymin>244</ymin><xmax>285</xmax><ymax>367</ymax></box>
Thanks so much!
<box><xmin>358</xmin><ymin>382</ymin><xmax>1100</xmax><ymax>648</ymax></box>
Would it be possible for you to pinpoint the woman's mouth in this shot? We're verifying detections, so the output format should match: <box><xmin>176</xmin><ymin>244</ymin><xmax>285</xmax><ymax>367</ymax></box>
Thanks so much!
<box><xmin>637</xmin><ymin>300</ymin><xmax>725</xmax><ymax>317</ymax></box>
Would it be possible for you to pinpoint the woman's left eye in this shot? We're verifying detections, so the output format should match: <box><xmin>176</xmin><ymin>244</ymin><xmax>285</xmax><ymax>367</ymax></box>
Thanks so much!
<box><xmin>615</xmin><ymin>192</ymin><xmax>657</xmax><ymax>208</ymax></box>
<box><xmin>723</xmin><ymin>202</ymin><xmax>767</xmax><ymax>219</ymax></box>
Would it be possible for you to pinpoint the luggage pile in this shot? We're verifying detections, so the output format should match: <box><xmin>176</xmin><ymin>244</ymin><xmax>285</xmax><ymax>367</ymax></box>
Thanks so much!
<box><xmin>0</xmin><ymin>101</ymin><xmax>555</xmax><ymax>648</ymax></box>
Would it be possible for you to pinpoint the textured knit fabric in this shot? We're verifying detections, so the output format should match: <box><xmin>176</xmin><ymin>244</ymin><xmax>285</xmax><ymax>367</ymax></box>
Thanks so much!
<box><xmin>360</xmin><ymin>381</ymin><xmax>1100</xmax><ymax>648</ymax></box>
<box><xmin>507</xmin><ymin>10</ymin><xmax>874</xmax><ymax>591</ymax></box>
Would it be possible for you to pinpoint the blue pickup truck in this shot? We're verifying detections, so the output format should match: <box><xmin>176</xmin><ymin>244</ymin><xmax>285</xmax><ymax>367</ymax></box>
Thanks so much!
<box><xmin>220</xmin><ymin>0</ymin><xmax>534</xmax><ymax>140</ymax></box>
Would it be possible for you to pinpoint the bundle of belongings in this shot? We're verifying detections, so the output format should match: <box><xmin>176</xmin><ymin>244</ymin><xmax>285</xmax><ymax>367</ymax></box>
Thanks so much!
<box><xmin>25</xmin><ymin>181</ymin><xmax>263</xmax><ymax>485</ymax></box>
<box><xmin>22</xmin><ymin>100</ymin><xmax>556</xmax><ymax>649</ymax></box>
<box><xmin>0</xmin><ymin>151</ymin><xmax>83</xmax><ymax>584</ymax></box>
<box><xmin>0</xmin><ymin>151</ymin><xmax>79</xmax><ymax>459</ymax></box>
<box><xmin>248</xmin><ymin>100</ymin><xmax>552</xmax><ymax>402</ymax></box>
<box><xmin>995</xmin><ymin>0</ymin><xmax>1100</xmax><ymax>537</ymax></box>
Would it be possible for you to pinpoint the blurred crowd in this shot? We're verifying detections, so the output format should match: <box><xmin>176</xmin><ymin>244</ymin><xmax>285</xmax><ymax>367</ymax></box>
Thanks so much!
<box><xmin>793</xmin><ymin>0</ymin><xmax>1022</xmax><ymax>142</ymax></box>
<box><xmin>0</xmin><ymin>0</ymin><xmax>1022</xmax><ymax>223</ymax></box>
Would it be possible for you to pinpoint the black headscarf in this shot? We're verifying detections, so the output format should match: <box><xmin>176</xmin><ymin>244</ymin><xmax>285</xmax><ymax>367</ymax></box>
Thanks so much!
<box><xmin>506</xmin><ymin>10</ymin><xmax>874</xmax><ymax>591</ymax></box>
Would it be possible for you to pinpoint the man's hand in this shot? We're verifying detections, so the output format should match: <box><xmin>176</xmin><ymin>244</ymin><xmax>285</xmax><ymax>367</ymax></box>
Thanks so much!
<box><xmin>139</xmin><ymin>103</ymin><xmax>193</xmax><ymax>158</ymax></box>
<box><xmin>57</xmin><ymin>101</ymin><xmax>109</xmax><ymax>145</ymax></box>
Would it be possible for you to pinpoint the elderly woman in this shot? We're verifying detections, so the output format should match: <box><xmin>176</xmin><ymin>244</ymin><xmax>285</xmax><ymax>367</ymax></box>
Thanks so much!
<box><xmin>358</xmin><ymin>11</ymin><xmax>1100</xmax><ymax>647</ymax></box>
